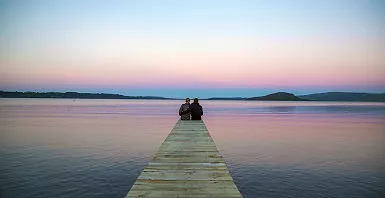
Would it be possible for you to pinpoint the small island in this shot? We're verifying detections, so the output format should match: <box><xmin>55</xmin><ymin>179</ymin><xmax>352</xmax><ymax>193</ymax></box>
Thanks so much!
<box><xmin>247</xmin><ymin>92</ymin><xmax>306</xmax><ymax>101</ymax></box>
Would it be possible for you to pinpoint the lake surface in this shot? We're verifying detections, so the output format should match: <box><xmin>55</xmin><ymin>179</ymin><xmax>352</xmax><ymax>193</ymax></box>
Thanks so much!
<box><xmin>0</xmin><ymin>99</ymin><xmax>384</xmax><ymax>198</ymax></box>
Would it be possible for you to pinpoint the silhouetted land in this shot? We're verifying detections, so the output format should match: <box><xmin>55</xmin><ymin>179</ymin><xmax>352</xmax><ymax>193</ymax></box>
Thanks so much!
<box><xmin>298</xmin><ymin>92</ymin><xmax>385</xmax><ymax>102</ymax></box>
<box><xmin>247</xmin><ymin>92</ymin><xmax>306</xmax><ymax>101</ymax></box>
<box><xmin>209</xmin><ymin>92</ymin><xmax>385</xmax><ymax>102</ymax></box>
<box><xmin>0</xmin><ymin>91</ymin><xmax>171</xmax><ymax>100</ymax></box>
<box><xmin>1</xmin><ymin>91</ymin><xmax>384</xmax><ymax>102</ymax></box>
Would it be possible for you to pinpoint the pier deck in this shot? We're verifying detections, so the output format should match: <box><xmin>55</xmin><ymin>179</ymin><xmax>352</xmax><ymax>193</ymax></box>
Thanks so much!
<box><xmin>125</xmin><ymin>120</ymin><xmax>242</xmax><ymax>198</ymax></box>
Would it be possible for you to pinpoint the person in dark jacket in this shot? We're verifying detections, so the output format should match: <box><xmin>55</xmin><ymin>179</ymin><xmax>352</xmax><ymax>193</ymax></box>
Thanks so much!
<box><xmin>189</xmin><ymin>98</ymin><xmax>203</xmax><ymax>120</ymax></box>
<box><xmin>179</xmin><ymin>98</ymin><xmax>190</xmax><ymax>120</ymax></box>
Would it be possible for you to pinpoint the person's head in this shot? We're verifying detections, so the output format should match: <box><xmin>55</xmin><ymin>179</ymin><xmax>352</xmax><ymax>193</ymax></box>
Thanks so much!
<box><xmin>185</xmin><ymin>98</ymin><xmax>190</xmax><ymax>104</ymax></box>
<box><xmin>193</xmin><ymin>98</ymin><xmax>199</xmax><ymax>103</ymax></box>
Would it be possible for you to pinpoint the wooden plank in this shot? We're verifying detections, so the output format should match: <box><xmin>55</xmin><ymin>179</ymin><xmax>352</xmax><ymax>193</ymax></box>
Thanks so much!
<box><xmin>125</xmin><ymin>120</ymin><xmax>243</xmax><ymax>198</ymax></box>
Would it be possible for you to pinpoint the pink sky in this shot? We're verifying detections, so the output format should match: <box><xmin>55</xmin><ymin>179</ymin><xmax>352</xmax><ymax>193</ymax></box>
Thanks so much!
<box><xmin>0</xmin><ymin>0</ymin><xmax>384</xmax><ymax>97</ymax></box>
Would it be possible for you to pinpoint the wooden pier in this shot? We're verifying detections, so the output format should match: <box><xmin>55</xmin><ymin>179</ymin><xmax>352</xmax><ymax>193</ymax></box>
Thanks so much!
<box><xmin>125</xmin><ymin>120</ymin><xmax>243</xmax><ymax>198</ymax></box>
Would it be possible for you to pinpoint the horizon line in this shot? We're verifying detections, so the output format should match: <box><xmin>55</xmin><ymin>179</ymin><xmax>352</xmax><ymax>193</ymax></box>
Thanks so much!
<box><xmin>1</xmin><ymin>89</ymin><xmax>385</xmax><ymax>100</ymax></box>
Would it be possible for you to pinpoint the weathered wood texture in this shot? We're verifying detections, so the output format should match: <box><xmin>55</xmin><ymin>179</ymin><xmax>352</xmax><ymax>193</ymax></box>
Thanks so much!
<box><xmin>125</xmin><ymin>120</ymin><xmax>242</xmax><ymax>198</ymax></box>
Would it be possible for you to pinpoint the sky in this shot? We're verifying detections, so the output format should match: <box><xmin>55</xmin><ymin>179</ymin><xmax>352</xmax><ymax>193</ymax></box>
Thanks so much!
<box><xmin>0</xmin><ymin>0</ymin><xmax>384</xmax><ymax>98</ymax></box>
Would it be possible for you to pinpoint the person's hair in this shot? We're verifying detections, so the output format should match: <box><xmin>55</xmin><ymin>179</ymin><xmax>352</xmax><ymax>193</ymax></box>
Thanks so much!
<box><xmin>194</xmin><ymin>98</ymin><xmax>198</xmax><ymax>103</ymax></box>
<box><xmin>185</xmin><ymin>98</ymin><xmax>190</xmax><ymax>102</ymax></box>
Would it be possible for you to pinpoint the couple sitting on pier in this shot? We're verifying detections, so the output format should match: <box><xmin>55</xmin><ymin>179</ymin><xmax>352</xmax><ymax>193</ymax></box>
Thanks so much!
<box><xmin>179</xmin><ymin>98</ymin><xmax>203</xmax><ymax>120</ymax></box>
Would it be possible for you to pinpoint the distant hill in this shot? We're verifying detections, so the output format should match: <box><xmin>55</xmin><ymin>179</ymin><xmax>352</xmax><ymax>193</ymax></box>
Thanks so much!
<box><xmin>0</xmin><ymin>91</ymin><xmax>170</xmax><ymax>100</ymax></box>
<box><xmin>299</xmin><ymin>92</ymin><xmax>385</xmax><ymax>102</ymax></box>
<box><xmin>247</xmin><ymin>92</ymin><xmax>305</xmax><ymax>101</ymax></box>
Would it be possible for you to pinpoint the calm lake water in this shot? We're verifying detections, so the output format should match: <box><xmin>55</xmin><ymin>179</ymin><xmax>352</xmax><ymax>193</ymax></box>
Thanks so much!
<box><xmin>1</xmin><ymin>98</ymin><xmax>384</xmax><ymax>198</ymax></box>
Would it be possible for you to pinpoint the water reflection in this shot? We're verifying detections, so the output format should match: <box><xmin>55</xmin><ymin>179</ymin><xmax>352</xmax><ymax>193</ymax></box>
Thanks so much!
<box><xmin>205</xmin><ymin>113</ymin><xmax>385</xmax><ymax>197</ymax></box>
<box><xmin>265</xmin><ymin>106</ymin><xmax>297</xmax><ymax>113</ymax></box>
<box><xmin>0</xmin><ymin>99</ymin><xmax>384</xmax><ymax>198</ymax></box>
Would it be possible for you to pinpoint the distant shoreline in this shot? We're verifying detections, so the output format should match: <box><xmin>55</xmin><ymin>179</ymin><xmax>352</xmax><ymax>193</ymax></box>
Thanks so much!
<box><xmin>0</xmin><ymin>91</ymin><xmax>174</xmax><ymax>100</ymax></box>
<box><xmin>1</xmin><ymin>91</ymin><xmax>384</xmax><ymax>102</ymax></box>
